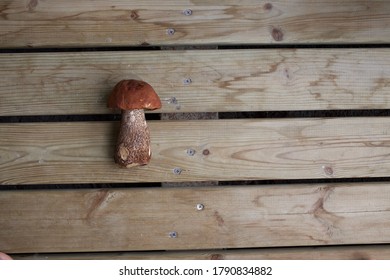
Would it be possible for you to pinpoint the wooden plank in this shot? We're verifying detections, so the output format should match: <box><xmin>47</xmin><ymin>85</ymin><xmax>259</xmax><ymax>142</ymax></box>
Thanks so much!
<box><xmin>2</xmin><ymin>118</ymin><xmax>390</xmax><ymax>184</ymax></box>
<box><xmin>12</xmin><ymin>245</ymin><xmax>390</xmax><ymax>260</ymax></box>
<box><xmin>1</xmin><ymin>183</ymin><xmax>390</xmax><ymax>253</ymax></box>
<box><xmin>1</xmin><ymin>49</ymin><xmax>390</xmax><ymax>116</ymax></box>
<box><xmin>1</xmin><ymin>1</ymin><xmax>389</xmax><ymax>48</ymax></box>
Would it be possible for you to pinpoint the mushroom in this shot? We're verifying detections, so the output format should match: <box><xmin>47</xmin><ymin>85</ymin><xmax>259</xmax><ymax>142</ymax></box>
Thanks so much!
<box><xmin>107</xmin><ymin>79</ymin><xmax>161</xmax><ymax>167</ymax></box>
<box><xmin>0</xmin><ymin>252</ymin><xmax>13</xmax><ymax>260</ymax></box>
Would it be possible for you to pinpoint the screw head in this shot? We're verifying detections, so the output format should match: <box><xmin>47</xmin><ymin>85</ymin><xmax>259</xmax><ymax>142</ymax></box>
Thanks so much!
<box><xmin>166</xmin><ymin>28</ymin><xmax>175</xmax><ymax>36</ymax></box>
<box><xmin>168</xmin><ymin>97</ymin><xmax>178</xmax><ymax>104</ymax></box>
<box><xmin>183</xmin><ymin>78</ymin><xmax>192</xmax><ymax>85</ymax></box>
<box><xmin>187</xmin><ymin>148</ymin><xmax>196</xmax><ymax>156</ymax></box>
<box><xmin>183</xmin><ymin>9</ymin><xmax>193</xmax><ymax>16</ymax></box>
<box><xmin>173</xmin><ymin>167</ymin><xmax>182</xmax><ymax>175</ymax></box>
<box><xmin>196</xmin><ymin>203</ymin><xmax>204</xmax><ymax>211</ymax></box>
<box><xmin>169</xmin><ymin>231</ymin><xmax>178</xmax><ymax>238</ymax></box>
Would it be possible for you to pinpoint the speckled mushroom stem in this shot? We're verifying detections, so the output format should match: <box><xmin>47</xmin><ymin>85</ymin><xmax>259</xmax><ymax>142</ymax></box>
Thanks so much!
<box><xmin>115</xmin><ymin>109</ymin><xmax>151</xmax><ymax>167</ymax></box>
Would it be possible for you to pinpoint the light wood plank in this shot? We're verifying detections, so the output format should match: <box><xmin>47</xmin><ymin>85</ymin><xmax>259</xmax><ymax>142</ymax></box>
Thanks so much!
<box><xmin>1</xmin><ymin>0</ymin><xmax>389</xmax><ymax>48</ymax></box>
<box><xmin>1</xmin><ymin>183</ymin><xmax>390</xmax><ymax>253</ymax></box>
<box><xmin>1</xmin><ymin>49</ymin><xmax>390</xmax><ymax>116</ymax></box>
<box><xmin>12</xmin><ymin>245</ymin><xmax>390</xmax><ymax>260</ymax></box>
<box><xmin>1</xmin><ymin>118</ymin><xmax>390</xmax><ymax>184</ymax></box>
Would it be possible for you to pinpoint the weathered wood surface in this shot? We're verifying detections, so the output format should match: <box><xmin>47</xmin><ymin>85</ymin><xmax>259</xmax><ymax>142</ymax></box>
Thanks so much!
<box><xmin>1</xmin><ymin>183</ymin><xmax>390</xmax><ymax>253</ymax></box>
<box><xmin>1</xmin><ymin>49</ymin><xmax>390</xmax><ymax>116</ymax></box>
<box><xmin>1</xmin><ymin>118</ymin><xmax>390</xmax><ymax>184</ymax></box>
<box><xmin>1</xmin><ymin>0</ymin><xmax>389</xmax><ymax>48</ymax></box>
<box><xmin>12</xmin><ymin>245</ymin><xmax>390</xmax><ymax>260</ymax></box>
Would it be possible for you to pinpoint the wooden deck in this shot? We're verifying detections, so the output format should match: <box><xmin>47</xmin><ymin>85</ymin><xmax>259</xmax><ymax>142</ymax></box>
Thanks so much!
<box><xmin>1</xmin><ymin>0</ymin><xmax>389</xmax><ymax>47</ymax></box>
<box><xmin>1</xmin><ymin>49</ymin><xmax>389</xmax><ymax>116</ymax></box>
<box><xmin>1</xmin><ymin>0</ymin><xmax>390</xmax><ymax>259</ymax></box>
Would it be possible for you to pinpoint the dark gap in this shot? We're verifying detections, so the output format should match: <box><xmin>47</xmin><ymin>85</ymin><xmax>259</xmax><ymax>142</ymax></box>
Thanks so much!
<box><xmin>222</xmin><ymin>243</ymin><xmax>390</xmax><ymax>251</ymax></box>
<box><xmin>1</xmin><ymin>43</ymin><xmax>389</xmax><ymax>54</ymax></box>
<box><xmin>10</xmin><ymin>243</ymin><xmax>390</xmax><ymax>258</ymax></box>
<box><xmin>3</xmin><ymin>178</ymin><xmax>389</xmax><ymax>191</ymax></box>
<box><xmin>2</xmin><ymin>110</ymin><xmax>390</xmax><ymax>123</ymax></box>
<box><xmin>218</xmin><ymin>177</ymin><xmax>390</xmax><ymax>186</ymax></box>
<box><xmin>218</xmin><ymin>110</ymin><xmax>390</xmax><ymax>119</ymax></box>
<box><xmin>218</xmin><ymin>43</ymin><xmax>390</xmax><ymax>50</ymax></box>
<box><xmin>11</xmin><ymin>250</ymin><xmax>167</xmax><ymax>258</ymax></box>
<box><xmin>0</xmin><ymin>46</ymin><xmax>161</xmax><ymax>53</ymax></box>
<box><xmin>0</xmin><ymin>113</ymin><xmax>161</xmax><ymax>123</ymax></box>
<box><xmin>0</xmin><ymin>182</ymin><xmax>162</xmax><ymax>191</ymax></box>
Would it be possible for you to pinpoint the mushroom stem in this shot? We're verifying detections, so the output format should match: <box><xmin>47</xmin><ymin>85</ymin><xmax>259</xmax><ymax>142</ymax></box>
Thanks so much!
<box><xmin>115</xmin><ymin>109</ymin><xmax>151</xmax><ymax>167</ymax></box>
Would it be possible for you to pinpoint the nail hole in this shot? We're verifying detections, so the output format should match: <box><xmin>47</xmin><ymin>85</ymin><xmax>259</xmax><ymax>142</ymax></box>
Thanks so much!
<box><xmin>187</xmin><ymin>148</ymin><xmax>196</xmax><ymax>156</ymax></box>
<box><xmin>284</xmin><ymin>68</ymin><xmax>290</xmax><ymax>79</ymax></box>
<box><xmin>168</xmin><ymin>97</ymin><xmax>178</xmax><ymax>104</ymax></box>
<box><xmin>166</xmin><ymin>28</ymin><xmax>175</xmax><ymax>35</ymax></box>
<box><xmin>173</xmin><ymin>167</ymin><xmax>182</xmax><ymax>175</ymax></box>
<box><xmin>202</xmin><ymin>149</ymin><xmax>210</xmax><ymax>156</ymax></box>
<box><xmin>169</xmin><ymin>231</ymin><xmax>178</xmax><ymax>238</ymax></box>
<box><xmin>196</xmin><ymin>203</ymin><xmax>204</xmax><ymax>211</ymax></box>
<box><xmin>183</xmin><ymin>9</ymin><xmax>193</xmax><ymax>16</ymax></box>
<box><xmin>183</xmin><ymin>78</ymin><xmax>192</xmax><ymax>85</ymax></box>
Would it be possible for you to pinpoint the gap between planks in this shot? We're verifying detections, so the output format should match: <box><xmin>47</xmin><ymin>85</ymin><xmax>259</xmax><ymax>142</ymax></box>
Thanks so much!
<box><xmin>11</xmin><ymin>245</ymin><xmax>390</xmax><ymax>260</ymax></box>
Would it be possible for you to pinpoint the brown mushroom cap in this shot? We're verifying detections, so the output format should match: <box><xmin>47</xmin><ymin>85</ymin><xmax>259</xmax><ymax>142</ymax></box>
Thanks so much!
<box><xmin>108</xmin><ymin>79</ymin><xmax>162</xmax><ymax>110</ymax></box>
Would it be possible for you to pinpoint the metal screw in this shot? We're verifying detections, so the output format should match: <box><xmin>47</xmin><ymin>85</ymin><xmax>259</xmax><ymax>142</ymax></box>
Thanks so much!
<box><xmin>196</xmin><ymin>203</ymin><xmax>204</xmax><ymax>211</ymax></box>
<box><xmin>173</xmin><ymin>167</ymin><xmax>182</xmax><ymax>175</ymax></box>
<box><xmin>168</xmin><ymin>97</ymin><xmax>178</xmax><ymax>104</ymax></box>
<box><xmin>169</xmin><ymin>231</ymin><xmax>178</xmax><ymax>238</ymax></box>
<box><xmin>166</xmin><ymin>28</ymin><xmax>175</xmax><ymax>36</ymax></box>
<box><xmin>183</xmin><ymin>9</ymin><xmax>193</xmax><ymax>16</ymax></box>
<box><xmin>187</xmin><ymin>148</ymin><xmax>196</xmax><ymax>156</ymax></box>
<box><xmin>183</xmin><ymin>78</ymin><xmax>192</xmax><ymax>85</ymax></box>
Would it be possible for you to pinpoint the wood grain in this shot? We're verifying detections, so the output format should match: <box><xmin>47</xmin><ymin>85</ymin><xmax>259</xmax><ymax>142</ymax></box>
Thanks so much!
<box><xmin>1</xmin><ymin>49</ymin><xmax>390</xmax><ymax>116</ymax></box>
<box><xmin>1</xmin><ymin>183</ymin><xmax>390</xmax><ymax>253</ymax></box>
<box><xmin>2</xmin><ymin>118</ymin><xmax>390</xmax><ymax>184</ymax></box>
<box><xmin>12</xmin><ymin>245</ymin><xmax>390</xmax><ymax>260</ymax></box>
<box><xmin>1</xmin><ymin>0</ymin><xmax>389</xmax><ymax>48</ymax></box>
